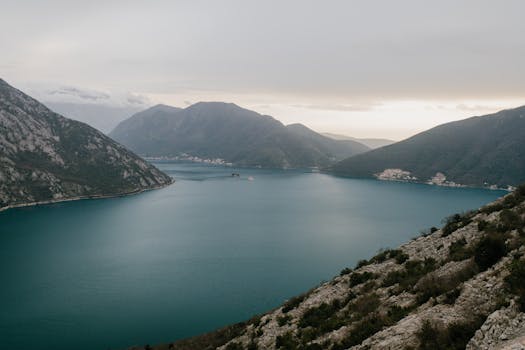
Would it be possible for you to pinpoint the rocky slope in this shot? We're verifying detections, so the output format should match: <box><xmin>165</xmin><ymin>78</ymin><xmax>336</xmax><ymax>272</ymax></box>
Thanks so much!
<box><xmin>110</xmin><ymin>102</ymin><xmax>369</xmax><ymax>168</ymax></box>
<box><xmin>0</xmin><ymin>79</ymin><xmax>173</xmax><ymax>210</ymax></box>
<box><xmin>330</xmin><ymin>106</ymin><xmax>525</xmax><ymax>188</ymax></box>
<box><xmin>136</xmin><ymin>185</ymin><xmax>525</xmax><ymax>350</ymax></box>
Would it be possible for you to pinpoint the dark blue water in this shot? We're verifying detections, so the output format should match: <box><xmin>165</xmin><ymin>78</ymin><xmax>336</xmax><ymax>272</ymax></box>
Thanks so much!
<box><xmin>0</xmin><ymin>162</ymin><xmax>505</xmax><ymax>350</ymax></box>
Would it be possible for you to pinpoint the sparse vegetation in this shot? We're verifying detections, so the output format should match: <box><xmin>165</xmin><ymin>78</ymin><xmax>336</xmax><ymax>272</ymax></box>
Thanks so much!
<box><xmin>349</xmin><ymin>271</ymin><xmax>377</xmax><ymax>287</ymax></box>
<box><xmin>505</xmin><ymin>256</ymin><xmax>525</xmax><ymax>311</ymax></box>
<box><xmin>275</xmin><ymin>331</ymin><xmax>299</xmax><ymax>350</ymax></box>
<box><xmin>382</xmin><ymin>258</ymin><xmax>437</xmax><ymax>291</ymax></box>
<box><xmin>448</xmin><ymin>238</ymin><xmax>472</xmax><ymax>261</ymax></box>
<box><xmin>415</xmin><ymin>260</ymin><xmax>477</xmax><ymax>304</ymax></box>
<box><xmin>417</xmin><ymin>318</ymin><xmax>485</xmax><ymax>350</ymax></box>
<box><xmin>283</xmin><ymin>293</ymin><xmax>310</xmax><ymax>313</ymax></box>
<box><xmin>442</xmin><ymin>211</ymin><xmax>475</xmax><ymax>237</ymax></box>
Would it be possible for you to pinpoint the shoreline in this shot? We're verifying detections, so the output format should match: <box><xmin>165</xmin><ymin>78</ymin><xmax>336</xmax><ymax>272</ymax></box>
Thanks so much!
<box><xmin>0</xmin><ymin>179</ymin><xmax>174</xmax><ymax>213</ymax></box>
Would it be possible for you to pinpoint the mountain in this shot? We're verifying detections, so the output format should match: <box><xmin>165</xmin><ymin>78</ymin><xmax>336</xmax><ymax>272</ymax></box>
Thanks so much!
<box><xmin>0</xmin><ymin>79</ymin><xmax>173</xmax><ymax>211</ymax></box>
<box><xmin>330</xmin><ymin>106</ymin><xmax>525</xmax><ymax>188</ymax></box>
<box><xmin>322</xmin><ymin>132</ymin><xmax>395</xmax><ymax>149</ymax></box>
<box><xmin>110</xmin><ymin>102</ymin><xmax>369</xmax><ymax>168</ymax></box>
<box><xmin>135</xmin><ymin>185</ymin><xmax>525</xmax><ymax>350</ymax></box>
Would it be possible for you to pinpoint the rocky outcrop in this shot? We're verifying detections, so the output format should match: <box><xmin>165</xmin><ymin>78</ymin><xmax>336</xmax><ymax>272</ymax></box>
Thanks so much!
<box><xmin>0</xmin><ymin>78</ymin><xmax>173</xmax><ymax>210</ymax></box>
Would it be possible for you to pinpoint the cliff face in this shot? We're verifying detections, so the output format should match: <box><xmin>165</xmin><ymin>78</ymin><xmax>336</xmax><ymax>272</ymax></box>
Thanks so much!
<box><xmin>140</xmin><ymin>186</ymin><xmax>525</xmax><ymax>350</ymax></box>
<box><xmin>0</xmin><ymin>79</ymin><xmax>173</xmax><ymax>210</ymax></box>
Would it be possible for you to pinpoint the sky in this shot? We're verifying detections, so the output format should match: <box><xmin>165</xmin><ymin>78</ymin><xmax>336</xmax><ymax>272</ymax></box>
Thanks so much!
<box><xmin>1</xmin><ymin>0</ymin><xmax>525</xmax><ymax>140</ymax></box>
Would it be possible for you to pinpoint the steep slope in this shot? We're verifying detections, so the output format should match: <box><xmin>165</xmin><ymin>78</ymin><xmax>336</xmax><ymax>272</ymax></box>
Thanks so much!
<box><xmin>322</xmin><ymin>133</ymin><xmax>395</xmax><ymax>149</ymax></box>
<box><xmin>0</xmin><ymin>79</ymin><xmax>173</xmax><ymax>210</ymax></box>
<box><xmin>110</xmin><ymin>102</ymin><xmax>369</xmax><ymax>168</ymax></box>
<box><xmin>330</xmin><ymin>106</ymin><xmax>525</xmax><ymax>188</ymax></box>
<box><xmin>139</xmin><ymin>185</ymin><xmax>525</xmax><ymax>350</ymax></box>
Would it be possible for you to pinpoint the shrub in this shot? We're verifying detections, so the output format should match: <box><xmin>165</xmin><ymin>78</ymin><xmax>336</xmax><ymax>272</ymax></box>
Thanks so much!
<box><xmin>474</xmin><ymin>235</ymin><xmax>507</xmax><ymax>271</ymax></box>
<box><xmin>348</xmin><ymin>293</ymin><xmax>380</xmax><ymax>318</ymax></box>
<box><xmin>333</xmin><ymin>310</ymin><xmax>398</xmax><ymax>350</ymax></box>
<box><xmin>448</xmin><ymin>238</ymin><xmax>473</xmax><ymax>261</ymax></box>
<box><xmin>417</xmin><ymin>318</ymin><xmax>485</xmax><ymax>350</ymax></box>
<box><xmin>505</xmin><ymin>257</ymin><xmax>525</xmax><ymax>311</ymax></box>
<box><xmin>349</xmin><ymin>271</ymin><xmax>376</xmax><ymax>287</ymax></box>
<box><xmin>498</xmin><ymin>209</ymin><xmax>523</xmax><ymax>233</ymax></box>
<box><xmin>340</xmin><ymin>267</ymin><xmax>352</xmax><ymax>276</ymax></box>
<box><xmin>415</xmin><ymin>261</ymin><xmax>476</xmax><ymax>304</ymax></box>
<box><xmin>382</xmin><ymin>258</ymin><xmax>437</xmax><ymax>291</ymax></box>
<box><xmin>275</xmin><ymin>331</ymin><xmax>299</xmax><ymax>350</ymax></box>
<box><xmin>442</xmin><ymin>212</ymin><xmax>474</xmax><ymax>237</ymax></box>
<box><xmin>282</xmin><ymin>293</ymin><xmax>308</xmax><ymax>313</ymax></box>
<box><xmin>386</xmin><ymin>304</ymin><xmax>414</xmax><ymax>323</ymax></box>
<box><xmin>355</xmin><ymin>259</ymin><xmax>370</xmax><ymax>268</ymax></box>
<box><xmin>299</xmin><ymin>299</ymin><xmax>342</xmax><ymax>329</ymax></box>
<box><xmin>277</xmin><ymin>315</ymin><xmax>291</xmax><ymax>327</ymax></box>
<box><xmin>394</xmin><ymin>251</ymin><xmax>410</xmax><ymax>264</ymax></box>
<box><xmin>443</xmin><ymin>288</ymin><xmax>461</xmax><ymax>305</ymax></box>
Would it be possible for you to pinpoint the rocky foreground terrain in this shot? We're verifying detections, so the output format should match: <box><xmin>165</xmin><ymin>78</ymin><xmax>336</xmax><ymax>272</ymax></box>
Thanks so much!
<box><xmin>0</xmin><ymin>79</ymin><xmax>173</xmax><ymax>211</ymax></box>
<box><xmin>134</xmin><ymin>185</ymin><xmax>525</xmax><ymax>350</ymax></box>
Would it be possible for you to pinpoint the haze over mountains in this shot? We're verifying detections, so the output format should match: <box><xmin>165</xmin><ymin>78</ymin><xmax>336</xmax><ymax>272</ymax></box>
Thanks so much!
<box><xmin>331</xmin><ymin>106</ymin><xmax>525</xmax><ymax>188</ymax></box>
<box><xmin>110</xmin><ymin>102</ymin><xmax>370</xmax><ymax>168</ymax></box>
<box><xmin>0</xmin><ymin>79</ymin><xmax>172</xmax><ymax>210</ymax></box>
<box><xmin>322</xmin><ymin>133</ymin><xmax>395</xmax><ymax>149</ymax></box>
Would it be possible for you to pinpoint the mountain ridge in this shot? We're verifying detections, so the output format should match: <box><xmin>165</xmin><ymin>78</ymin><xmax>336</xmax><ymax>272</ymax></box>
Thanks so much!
<box><xmin>329</xmin><ymin>106</ymin><xmax>525</xmax><ymax>188</ymax></box>
<box><xmin>110</xmin><ymin>102</ymin><xmax>370</xmax><ymax>168</ymax></box>
<box><xmin>0</xmin><ymin>79</ymin><xmax>173</xmax><ymax>211</ymax></box>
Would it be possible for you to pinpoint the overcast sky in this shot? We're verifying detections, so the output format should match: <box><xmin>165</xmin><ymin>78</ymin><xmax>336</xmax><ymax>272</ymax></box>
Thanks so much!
<box><xmin>1</xmin><ymin>0</ymin><xmax>524</xmax><ymax>139</ymax></box>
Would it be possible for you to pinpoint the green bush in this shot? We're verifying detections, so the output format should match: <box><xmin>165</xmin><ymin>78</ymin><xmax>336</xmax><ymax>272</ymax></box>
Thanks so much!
<box><xmin>498</xmin><ymin>209</ymin><xmax>523</xmax><ymax>233</ymax></box>
<box><xmin>299</xmin><ymin>299</ymin><xmax>342</xmax><ymax>329</ymax></box>
<box><xmin>382</xmin><ymin>258</ymin><xmax>437</xmax><ymax>291</ymax></box>
<box><xmin>394</xmin><ymin>251</ymin><xmax>410</xmax><ymax>264</ymax></box>
<box><xmin>448</xmin><ymin>238</ymin><xmax>473</xmax><ymax>261</ymax></box>
<box><xmin>348</xmin><ymin>293</ymin><xmax>380</xmax><ymax>318</ymax></box>
<box><xmin>474</xmin><ymin>235</ymin><xmax>507</xmax><ymax>271</ymax></box>
<box><xmin>415</xmin><ymin>261</ymin><xmax>476</xmax><ymax>305</ymax></box>
<box><xmin>277</xmin><ymin>315</ymin><xmax>291</xmax><ymax>327</ymax></box>
<box><xmin>340</xmin><ymin>267</ymin><xmax>352</xmax><ymax>276</ymax></box>
<box><xmin>442</xmin><ymin>212</ymin><xmax>474</xmax><ymax>237</ymax></box>
<box><xmin>505</xmin><ymin>257</ymin><xmax>525</xmax><ymax>311</ymax></box>
<box><xmin>355</xmin><ymin>259</ymin><xmax>370</xmax><ymax>268</ymax></box>
<box><xmin>417</xmin><ymin>318</ymin><xmax>484</xmax><ymax>350</ymax></box>
<box><xmin>349</xmin><ymin>271</ymin><xmax>376</xmax><ymax>287</ymax></box>
<box><xmin>332</xmin><ymin>313</ymin><xmax>387</xmax><ymax>350</ymax></box>
<box><xmin>275</xmin><ymin>331</ymin><xmax>299</xmax><ymax>350</ymax></box>
<box><xmin>282</xmin><ymin>293</ymin><xmax>308</xmax><ymax>313</ymax></box>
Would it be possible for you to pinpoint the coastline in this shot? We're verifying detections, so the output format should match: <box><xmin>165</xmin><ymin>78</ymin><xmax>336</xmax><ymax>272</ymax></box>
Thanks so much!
<box><xmin>0</xmin><ymin>178</ymin><xmax>174</xmax><ymax>213</ymax></box>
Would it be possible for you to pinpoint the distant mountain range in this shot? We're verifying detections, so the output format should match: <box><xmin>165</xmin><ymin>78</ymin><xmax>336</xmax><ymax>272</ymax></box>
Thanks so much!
<box><xmin>322</xmin><ymin>133</ymin><xmax>395</xmax><ymax>149</ymax></box>
<box><xmin>110</xmin><ymin>102</ymin><xmax>370</xmax><ymax>168</ymax></box>
<box><xmin>0</xmin><ymin>79</ymin><xmax>172</xmax><ymax>210</ymax></box>
<box><xmin>44</xmin><ymin>102</ymin><xmax>144</xmax><ymax>133</ymax></box>
<box><xmin>330</xmin><ymin>106</ymin><xmax>525</xmax><ymax>188</ymax></box>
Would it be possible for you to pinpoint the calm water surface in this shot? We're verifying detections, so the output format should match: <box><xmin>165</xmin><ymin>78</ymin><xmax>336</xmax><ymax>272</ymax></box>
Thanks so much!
<box><xmin>0</xmin><ymin>162</ymin><xmax>505</xmax><ymax>349</ymax></box>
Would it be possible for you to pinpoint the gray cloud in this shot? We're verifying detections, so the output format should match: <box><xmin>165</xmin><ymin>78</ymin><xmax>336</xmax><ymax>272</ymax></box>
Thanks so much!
<box><xmin>1</xmin><ymin>0</ymin><xmax>524</xmax><ymax>100</ymax></box>
<box><xmin>456</xmin><ymin>104</ymin><xmax>504</xmax><ymax>113</ymax></box>
<box><xmin>293</xmin><ymin>103</ymin><xmax>381</xmax><ymax>112</ymax></box>
<box><xmin>48</xmin><ymin>86</ymin><xmax>110</xmax><ymax>102</ymax></box>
